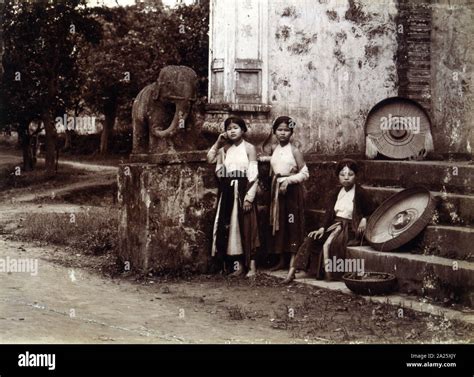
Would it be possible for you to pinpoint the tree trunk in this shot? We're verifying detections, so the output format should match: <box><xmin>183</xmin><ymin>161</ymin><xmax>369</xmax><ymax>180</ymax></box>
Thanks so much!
<box><xmin>100</xmin><ymin>110</ymin><xmax>116</xmax><ymax>155</ymax></box>
<box><xmin>64</xmin><ymin>105</ymin><xmax>79</xmax><ymax>151</ymax></box>
<box><xmin>43</xmin><ymin>110</ymin><xmax>57</xmax><ymax>174</ymax></box>
<box><xmin>64</xmin><ymin>129</ymin><xmax>72</xmax><ymax>151</ymax></box>
<box><xmin>18</xmin><ymin>122</ymin><xmax>35</xmax><ymax>172</ymax></box>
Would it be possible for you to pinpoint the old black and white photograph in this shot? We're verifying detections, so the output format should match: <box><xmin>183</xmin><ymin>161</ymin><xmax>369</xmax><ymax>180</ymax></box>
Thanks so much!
<box><xmin>0</xmin><ymin>0</ymin><xmax>472</xmax><ymax>375</ymax></box>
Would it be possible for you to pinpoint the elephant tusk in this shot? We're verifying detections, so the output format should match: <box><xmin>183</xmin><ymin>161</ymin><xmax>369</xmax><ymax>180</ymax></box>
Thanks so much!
<box><xmin>152</xmin><ymin>110</ymin><xmax>189</xmax><ymax>138</ymax></box>
<box><xmin>152</xmin><ymin>129</ymin><xmax>176</xmax><ymax>138</ymax></box>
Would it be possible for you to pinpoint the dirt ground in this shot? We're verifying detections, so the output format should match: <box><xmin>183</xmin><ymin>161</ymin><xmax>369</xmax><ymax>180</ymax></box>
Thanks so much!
<box><xmin>2</xmin><ymin>230</ymin><xmax>473</xmax><ymax>344</ymax></box>
<box><xmin>0</xmin><ymin>152</ymin><xmax>473</xmax><ymax>344</ymax></box>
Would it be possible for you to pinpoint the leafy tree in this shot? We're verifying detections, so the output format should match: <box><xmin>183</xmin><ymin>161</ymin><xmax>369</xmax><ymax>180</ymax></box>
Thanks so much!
<box><xmin>77</xmin><ymin>6</ymin><xmax>166</xmax><ymax>154</ymax></box>
<box><xmin>1</xmin><ymin>0</ymin><xmax>101</xmax><ymax>173</ymax></box>
<box><xmin>78</xmin><ymin>1</ymin><xmax>209</xmax><ymax>154</ymax></box>
<box><xmin>1</xmin><ymin>0</ymin><xmax>210</xmax><ymax>164</ymax></box>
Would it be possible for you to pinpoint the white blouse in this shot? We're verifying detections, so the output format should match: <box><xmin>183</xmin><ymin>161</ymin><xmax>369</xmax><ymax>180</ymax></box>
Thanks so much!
<box><xmin>223</xmin><ymin>142</ymin><xmax>249</xmax><ymax>172</ymax></box>
<box><xmin>334</xmin><ymin>185</ymin><xmax>355</xmax><ymax>220</ymax></box>
<box><xmin>270</xmin><ymin>143</ymin><xmax>297</xmax><ymax>176</ymax></box>
<box><xmin>207</xmin><ymin>141</ymin><xmax>258</xmax><ymax>203</ymax></box>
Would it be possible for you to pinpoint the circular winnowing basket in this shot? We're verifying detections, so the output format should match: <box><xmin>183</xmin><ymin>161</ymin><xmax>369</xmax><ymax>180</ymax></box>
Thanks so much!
<box><xmin>365</xmin><ymin>97</ymin><xmax>432</xmax><ymax>159</ymax></box>
<box><xmin>366</xmin><ymin>187</ymin><xmax>436</xmax><ymax>251</ymax></box>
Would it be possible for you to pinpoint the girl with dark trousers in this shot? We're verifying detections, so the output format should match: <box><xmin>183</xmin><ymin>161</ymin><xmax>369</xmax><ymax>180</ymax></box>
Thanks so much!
<box><xmin>283</xmin><ymin>159</ymin><xmax>374</xmax><ymax>283</ymax></box>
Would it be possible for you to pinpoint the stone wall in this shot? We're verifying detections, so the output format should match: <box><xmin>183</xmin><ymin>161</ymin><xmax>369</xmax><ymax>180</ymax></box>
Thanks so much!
<box><xmin>117</xmin><ymin>153</ymin><xmax>372</xmax><ymax>273</ymax></box>
<box><xmin>206</xmin><ymin>0</ymin><xmax>399</xmax><ymax>155</ymax></box>
<box><xmin>267</xmin><ymin>0</ymin><xmax>398</xmax><ymax>154</ymax></box>
<box><xmin>117</xmin><ymin>154</ymin><xmax>342</xmax><ymax>273</ymax></box>
<box><xmin>117</xmin><ymin>154</ymin><xmax>217</xmax><ymax>274</ymax></box>
<box><xmin>206</xmin><ymin>0</ymin><xmax>473</xmax><ymax>158</ymax></box>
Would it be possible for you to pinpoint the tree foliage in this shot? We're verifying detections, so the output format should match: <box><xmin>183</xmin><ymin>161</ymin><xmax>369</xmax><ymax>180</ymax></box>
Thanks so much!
<box><xmin>1</xmin><ymin>0</ymin><xmax>101</xmax><ymax>171</ymax></box>
<box><xmin>1</xmin><ymin>0</ymin><xmax>210</xmax><ymax>160</ymax></box>
<box><xmin>78</xmin><ymin>1</ymin><xmax>209</xmax><ymax>154</ymax></box>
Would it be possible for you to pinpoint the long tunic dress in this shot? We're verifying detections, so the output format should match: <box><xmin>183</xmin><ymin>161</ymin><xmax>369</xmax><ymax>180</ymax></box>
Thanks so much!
<box><xmin>269</xmin><ymin>143</ymin><xmax>307</xmax><ymax>254</ymax></box>
<box><xmin>210</xmin><ymin>141</ymin><xmax>260</xmax><ymax>267</ymax></box>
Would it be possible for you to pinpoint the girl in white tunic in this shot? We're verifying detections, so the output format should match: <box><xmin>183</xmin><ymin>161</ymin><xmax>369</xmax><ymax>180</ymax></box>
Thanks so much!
<box><xmin>207</xmin><ymin>116</ymin><xmax>260</xmax><ymax>277</ymax></box>
<box><xmin>260</xmin><ymin>116</ymin><xmax>309</xmax><ymax>274</ymax></box>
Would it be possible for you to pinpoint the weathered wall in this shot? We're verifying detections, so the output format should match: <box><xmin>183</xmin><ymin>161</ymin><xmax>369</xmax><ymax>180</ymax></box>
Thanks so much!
<box><xmin>206</xmin><ymin>0</ymin><xmax>399</xmax><ymax>155</ymax></box>
<box><xmin>118</xmin><ymin>156</ymin><xmax>217</xmax><ymax>274</ymax></box>
<box><xmin>206</xmin><ymin>0</ymin><xmax>473</xmax><ymax>157</ymax></box>
<box><xmin>267</xmin><ymin>0</ymin><xmax>398</xmax><ymax>154</ymax></box>
<box><xmin>430</xmin><ymin>0</ymin><xmax>474</xmax><ymax>156</ymax></box>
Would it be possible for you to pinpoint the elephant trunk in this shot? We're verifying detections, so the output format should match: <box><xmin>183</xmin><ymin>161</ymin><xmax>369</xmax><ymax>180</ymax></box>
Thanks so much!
<box><xmin>152</xmin><ymin>101</ymin><xmax>191</xmax><ymax>138</ymax></box>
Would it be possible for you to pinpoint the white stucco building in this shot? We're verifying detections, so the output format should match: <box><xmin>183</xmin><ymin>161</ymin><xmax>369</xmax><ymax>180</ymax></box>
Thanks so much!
<box><xmin>204</xmin><ymin>0</ymin><xmax>473</xmax><ymax>157</ymax></box>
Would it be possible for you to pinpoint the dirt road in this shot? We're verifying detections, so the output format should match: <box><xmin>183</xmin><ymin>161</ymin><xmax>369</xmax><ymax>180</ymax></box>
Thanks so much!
<box><xmin>0</xmin><ymin>236</ymin><xmax>306</xmax><ymax>344</ymax></box>
<box><xmin>0</xmin><ymin>152</ymin><xmax>118</xmax><ymax>173</ymax></box>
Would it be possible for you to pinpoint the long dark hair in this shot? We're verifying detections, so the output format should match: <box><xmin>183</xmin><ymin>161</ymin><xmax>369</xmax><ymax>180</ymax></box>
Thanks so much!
<box><xmin>262</xmin><ymin>115</ymin><xmax>296</xmax><ymax>154</ymax></box>
<box><xmin>272</xmin><ymin>116</ymin><xmax>295</xmax><ymax>133</ymax></box>
<box><xmin>224</xmin><ymin>116</ymin><xmax>247</xmax><ymax>132</ymax></box>
<box><xmin>335</xmin><ymin>158</ymin><xmax>359</xmax><ymax>176</ymax></box>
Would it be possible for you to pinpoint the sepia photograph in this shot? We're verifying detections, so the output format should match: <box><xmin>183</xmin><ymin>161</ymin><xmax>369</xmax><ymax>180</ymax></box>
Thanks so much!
<box><xmin>0</xmin><ymin>0</ymin><xmax>472</xmax><ymax>375</ymax></box>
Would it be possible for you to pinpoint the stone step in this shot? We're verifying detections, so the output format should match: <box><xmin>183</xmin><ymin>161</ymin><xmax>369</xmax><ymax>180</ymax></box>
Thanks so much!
<box><xmin>304</xmin><ymin>160</ymin><xmax>473</xmax><ymax>214</ymax></box>
<box><xmin>397</xmin><ymin>225</ymin><xmax>473</xmax><ymax>261</ymax></box>
<box><xmin>359</xmin><ymin>160</ymin><xmax>473</xmax><ymax>195</ymax></box>
<box><xmin>305</xmin><ymin>210</ymin><xmax>473</xmax><ymax>261</ymax></box>
<box><xmin>347</xmin><ymin>245</ymin><xmax>474</xmax><ymax>307</ymax></box>
<box><xmin>364</xmin><ymin>185</ymin><xmax>474</xmax><ymax>226</ymax></box>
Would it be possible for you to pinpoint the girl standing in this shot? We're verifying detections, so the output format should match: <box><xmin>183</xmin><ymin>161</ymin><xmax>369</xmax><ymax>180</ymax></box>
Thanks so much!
<box><xmin>207</xmin><ymin>116</ymin><xmax>260</xmax><ymax>277</ymax></box>
<box><xmin>260</xmin><ymin>116</ymin><xmax>309</xmax><ymax>275</ymax></box>
<box><xmin>283</xmin><ymin>159</ymin><xmax>374</xmax><ymax>283</ymax></box>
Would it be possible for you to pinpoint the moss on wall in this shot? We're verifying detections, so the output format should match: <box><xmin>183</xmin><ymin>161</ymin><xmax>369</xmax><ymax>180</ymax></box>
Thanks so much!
<box><xmin>268</xmin><ymin>0</ymin><xmax>398</xmax><ymax>154</ymax></box>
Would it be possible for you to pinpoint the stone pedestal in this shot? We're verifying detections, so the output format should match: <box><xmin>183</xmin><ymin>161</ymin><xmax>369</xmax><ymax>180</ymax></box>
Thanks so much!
<box><xmin>117</xmin><ymin>151</ymin><xmax>218</xmax><ymax>274</ymax></box>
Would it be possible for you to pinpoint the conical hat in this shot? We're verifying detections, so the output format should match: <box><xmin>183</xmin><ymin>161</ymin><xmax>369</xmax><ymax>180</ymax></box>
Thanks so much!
<box><xmin>366</xmin><ymin>187</ymin><xmax>435</xmax><ymax>251</ymax></box>
<box><xmin>365</xmin><ymin>97</ymin><xmax>431</xmax><ymax>159</ymax></box>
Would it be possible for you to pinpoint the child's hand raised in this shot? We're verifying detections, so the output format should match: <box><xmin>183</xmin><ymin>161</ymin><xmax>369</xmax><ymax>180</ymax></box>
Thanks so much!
<box><xmin>215</xmin><ymin>132</ymin><xmax>228</xmax><ymax>148</ymax></box>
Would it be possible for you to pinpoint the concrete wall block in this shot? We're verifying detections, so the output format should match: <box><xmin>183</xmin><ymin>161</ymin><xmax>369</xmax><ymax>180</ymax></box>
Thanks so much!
<box><xmin>118</xmin><ymin>162</ymin><xmax>218</xmax><ymax>275</ymax></box>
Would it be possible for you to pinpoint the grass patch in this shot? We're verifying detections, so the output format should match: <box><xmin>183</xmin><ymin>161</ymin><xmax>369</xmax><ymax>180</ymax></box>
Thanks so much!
<box><xmin>0</xmin><ymin>162</ymin><xmax>87</xmax><ymax>193</ymax></box>
<box><xmin>15</xmin><ymin>208</ymin><xmax>118</xmax><ymax>255</ymax></box>
<box><xmin>35</xmin><ymin>183</ymin><xmax>117</xmax><ymax>207</ymax></box>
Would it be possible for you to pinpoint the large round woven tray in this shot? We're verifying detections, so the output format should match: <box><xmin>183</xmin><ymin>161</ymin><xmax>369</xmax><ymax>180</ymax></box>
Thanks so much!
<box><xmin>365</xmin><ymin>97</ymin><xmax>432</xmax><ymax>159</ymax></box>
<box><xmin>366</xmin><ymin>187</ymin><xmax>435</xmax><ymax>251</ymax></box>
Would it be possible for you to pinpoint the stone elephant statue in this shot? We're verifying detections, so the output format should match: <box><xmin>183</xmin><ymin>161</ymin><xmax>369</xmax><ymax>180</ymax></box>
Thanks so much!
<box><xmin>132</xmin><ymin>65</ymin><xmax>200</xmax><ymax>154</ymax></box>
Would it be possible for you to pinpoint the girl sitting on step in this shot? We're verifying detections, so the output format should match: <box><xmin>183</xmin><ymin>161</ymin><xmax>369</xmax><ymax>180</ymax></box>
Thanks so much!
<box><xmin>207</xmin><ymin>116</ymin><xmax>260</xmax><ymax>278</ymax></box>
<box><xmin>283</xmin><ymin>158</ymin><xmax>375</xmax><ymax>284</ymax></box>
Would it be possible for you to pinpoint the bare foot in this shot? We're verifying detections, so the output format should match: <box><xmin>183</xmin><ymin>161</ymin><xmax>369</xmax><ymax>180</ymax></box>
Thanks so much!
<box><xmin>246</xmin><ymin>270</ymin><xmax>256</xmax><ymax>278</ymax></box>
<box><xmin>295</xmin><ymin>271</ymin><xmax>312</xmax><ymax>279</ymax></box>
<box><xmin>229</xmin><ymin>268</ymin><xmax>244</xmax><ymax>277</ymax></box>
<box><xmin>281</xmin><ymin>274</ymin><xmax>295</xmax><ymax>284</ymax></box>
